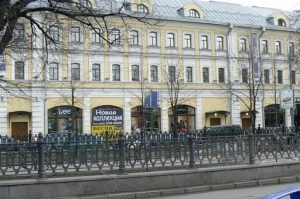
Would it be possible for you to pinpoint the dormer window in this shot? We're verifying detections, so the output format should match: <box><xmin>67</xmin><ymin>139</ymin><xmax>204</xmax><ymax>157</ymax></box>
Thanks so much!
<box><xmin>189</xmin><ymin>9</ymin><xmax>200</xmax><ymax>18</ymax></box>
<box><xmin>137</xmin><ymin>4</ymin><xmax>148</xmax><ymax>13</ymax></box>
<box><xmin>278</xmin><ymin>19</ymin><xmax>286</xmax><ymax>27</ymax></box>
<box><xmin>79</xmin><ymin>0</ymin><xmax>92</xmax><ymax>8</ymax></box>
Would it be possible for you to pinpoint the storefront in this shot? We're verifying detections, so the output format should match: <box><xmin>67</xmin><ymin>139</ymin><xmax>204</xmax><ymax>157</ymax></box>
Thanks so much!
<box><xmin>91</xmin><ymin>105</ymin><xmax>123</xmax><ymax>136</ymax></box>
<box><xmin>264</xmin><ymin>104</ymin><xmax>284</xmax><ymax>127</ymax></box>
<box><xmin>9</xmin><ymin>111</ymin><xmax>31</xmax><ymax>139</ymax></box>
<box><xmin>169</xmin><ymin>105</ymin><xmax>195</xmax><ymax>131</ymax></box>
<box><xmin>205</xmin><ymin>110</ymin><xmax>230</xmax><ymax>127</ymax></box>
<box><xmin>131</xmin><ymin>106</ymin><xmax>161</xmax><ymax>132</ymax></box>
<box><xmin>48</xmin><ymin>106</ymin><xmax>83</xmax><ymax>134</ymax></box>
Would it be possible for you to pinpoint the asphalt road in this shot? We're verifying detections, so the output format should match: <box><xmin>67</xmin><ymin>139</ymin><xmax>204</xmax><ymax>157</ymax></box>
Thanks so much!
<box><xmin>152</xmin><ymin>182</ymin><xmax>300</xmax><ymax>199</ymax></box>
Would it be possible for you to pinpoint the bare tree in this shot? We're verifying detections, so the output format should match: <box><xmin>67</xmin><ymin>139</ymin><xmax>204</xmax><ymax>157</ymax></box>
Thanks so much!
<box><xmin>162</xmin><ymin>64</ymin><xmax>194</xmax><ymax>135</ymax></box>
<box><xmin>54</xmin><ymin>79</ymin><xmax>89</xmax><ymax>136</ymax></box>
<box><xmin>229</xmin><ymin>41</ymin><xmax>264</xmax><ymax>131</ymax></box>
<box><xmin>0</xmin><ymin>0</ymin><xmax>151</xmax><ymax>54</ymax></box>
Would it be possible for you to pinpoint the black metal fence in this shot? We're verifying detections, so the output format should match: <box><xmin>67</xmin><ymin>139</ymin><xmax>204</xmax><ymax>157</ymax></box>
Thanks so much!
<box><xmin>0</xmin><ymin>127</ymin><xmax>300</xmax><ymax>178</ymax></box>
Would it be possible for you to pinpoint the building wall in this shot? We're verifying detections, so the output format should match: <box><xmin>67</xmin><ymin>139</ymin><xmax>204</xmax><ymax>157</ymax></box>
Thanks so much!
<box><xmin>1</xmin><ymin>3</ymin><xmax>299</xmax><ymax>135</ymax></box>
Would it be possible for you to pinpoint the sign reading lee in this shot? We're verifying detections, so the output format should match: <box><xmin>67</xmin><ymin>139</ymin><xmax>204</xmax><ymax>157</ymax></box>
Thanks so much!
<box><xmin>91</xmin><ymin>106</ymin><xmax>123</xmax><ymax>135</ymax></box>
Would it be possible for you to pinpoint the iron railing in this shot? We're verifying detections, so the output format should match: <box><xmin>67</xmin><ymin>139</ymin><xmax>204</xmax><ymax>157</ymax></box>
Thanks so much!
<box><xmin>0</xmin><ymin>127</ymin><xmax>299</xmax><ymax>177</ymax></box>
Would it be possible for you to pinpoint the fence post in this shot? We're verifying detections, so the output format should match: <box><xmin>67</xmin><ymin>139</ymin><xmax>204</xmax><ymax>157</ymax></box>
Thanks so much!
<box><xmin>28</xmin><ymin>130</ymin><xmax>32</xmax><ymax>144</ymax></box>
<box><xmin>37</xmin><ymin>132</ymin><xmax>45</xmax><ymax>178</ymax></box>
<box><xmin>118</xmin><ymin>132</ymin><xmax>127</xmax><ymax>175</ymax></box>
<box><xmin>189</xmin><ymin>131</ymin><xmax>196</xmax><ymax>169</ymax></box>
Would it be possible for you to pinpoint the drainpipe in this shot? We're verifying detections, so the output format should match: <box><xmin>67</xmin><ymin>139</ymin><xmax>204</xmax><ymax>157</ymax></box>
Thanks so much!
<box><xmin>226</xmin><ymin>23</ymin><xmax>233</xmax><ymax>125</ymax></box>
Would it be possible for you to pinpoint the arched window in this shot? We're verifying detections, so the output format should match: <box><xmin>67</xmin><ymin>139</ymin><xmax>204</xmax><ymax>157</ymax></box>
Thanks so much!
<box><xmin>184</xmin><ymin>34</ymin><xmax>192</xmax><ymax>48</ymax></box>
<box><xmin>92</xmin><ymin>64</ymin><xmax>101</xmax><ymax>81</ymax></box>
<box><xmin>240</xmin><ymin>38</ymin><xmax>247</xmax><ymax>51</ymax></box>
<box><xmin>112</xmin><ymin>64</ymin><xmax>120</xmax><ymax>81</ymax></box>
<box><xmin>216</xmin><ymin>36</ymin><xmax>224</xmax><ymax>50</ymax></box>
<box><xmin>137</xmin><ymin>4</ymin><xmax>148</xmax><ymax>13</ymax></box>
<box><xmin>79</xmin><ymin>0</ymin><xmax>92</xmax><ymax>8</ymax></box>
<box><xmin>49</xmin><ymin>62</ymin><xmax>59</xmax><ymax>80</ymax></box>
<box><xmin>278</xmin><ymin>19</ymin><xmax>286</xmax><ymax>27</ymax></box>
<box><xmin>167</xmin><ymin>33</ymin><xmax>175</xmax><ymax>47</ymax></box>
<box><xmin>132</xmin><ymin>65</ymin><xmax>139</xmax><ymax>81</ymax></box>
<box><xmin>189</xmin><ymin>9</ymin><xmax>200</xmax><ymax>18</ymax></box>
<box><xmin>15</xmin><ymin>61</ymin><xmax>24</xmax><ymax>80</ymax></box>
<box><xmin>264</xmin><ymin>104</ymin><xmax>284</xmax><ymax>127</ymax></box>
<box><xmin>202</xmin><ymin>67</ymin><xmax>209</xmax><ymax>83</ymax></box>
<box><xmin>71</xmin><ymin>63</ymin><xmax>80</xmax><ymax>80</ymax></box>
<box><xmin>186</xmin><ymin>67</ymin><xmax>193</xmax><ymax>82</ymax></box>
<box><xmin>169</xmin><ymin>66</ymin><xmax>176</xmax><ymax>82</ymax></box>
<box><xmin>151</xmin><ymin>65</ymin><xmax>158</xmax><ymax>82</ymax></box>
<box><xmin>110</xmin><ymin>29</ymin><xmax>120</xmax><ymax>45</ymax></box>
<box><xmin>49</xmin><ymin>25</ymin><xmax>59</xmax><ymax>42</ymax></box>
<box><xmin>129</xmin><ymin>30</ymin><xmax>139</xmax><ymax>45</ymax></box>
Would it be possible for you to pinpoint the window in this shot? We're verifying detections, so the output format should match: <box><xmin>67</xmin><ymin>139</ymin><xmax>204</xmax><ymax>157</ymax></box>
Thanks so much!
<box><xmin>49</xmin><ymin>25</ymin><xmax>59</xmax><ymax>42</ymax></box>
<box><xmin>167</xmin><ymin>33</ymin><xmax>175</xmax><ymax>47</ymax></box>
<box><xmin>201</xmin><ymin>35</ymin><xmax>208</xmax><ymax>49</ymax></box>
<box><xmin>91</xmin><ymin>28</ymin><xmax>101</xmax><ymax>43</ymax></box>
<box><xmin>112</xmin><ymin>64</ymin><xmax>120</xmax><ymax>81</ymax></box>
<box><xmin>278</xmin><ymin>19</ymin><xmax>286</xmax><ymax>27</ymax></box>
<box><xmin>49</xmin><ymin>62</ymin><xmax>59</xmax><ymax>80</ymax></box>
<box><xmin>79</xmin><ymin>0</ymin><xmax>92</xmax><ymax>8</ymax></box>
<box><xmin>216</xmin><ymin>36</ymin><xmax>224</xmax><ymax>50</ymax></box>
<box><xmin>184</xmin><ymin>34</ymin><xmax>192</xmax><ymax>48</ymax></box>
<box><xmin>15</xmin><ymin>61</ymin><xmax>24</xmax><ymax>80</ymax></box>
<box><xmin>242</xmin><ymin>68</ymin><xmax>248</xmax><ymax>83</ymax></box>
<box><xmin>151</xmin><ymin>65</ymin><xmax>158</xmax><ymax>82</ymax></box>
<box><xmin>292</xmin><ymin>71</ymin><xmax>296</xmax><ymax>84</ymax></box>
<box><xmin>262</xmin><ymin>40</ymin><xmax>268</xmax><ymax>54</ymax></box>
<box><xmin>132</xmin><ymin>65</ymin><xmax>139</xmax><ymax>81</ymax></box>
<box><xmin>289</xmin><ymin>42</ymin><xmax>295</xmax><ymax>55</ymax></box>
<box><xmin>137</xmin><ymin>4</ymin><xmax>148</xmax><ymax>13</ymax></box>
<box><xmin>71</xmin><ymin>26</ymin><xmax>80</xmax><ymax>42</ymax></box>
<box><xmin>189</xmin><ymin>9</ymin><xmax>200</xmax><ymax>18</ymax></box>
<box><xmin>218</xmin><ymin>68</ymin><xmax>225</xmax><ymax>83</ymax></box>
<box><xmin>169</xmin><ymin>66</ymin><xmax>176</xmax><ymax>82</ymax></box>
<box><xmin>186</xmin><ymin>67</ymin><xmax>193</xmax><ymax>82</ymax></box>
<box><xmin>15</xmin><ymin>23</ymin><xmax>25</xmax><ymax>40</ymax></box>
<box><xmin>111</xmin><ymin>29</ymin><xmax>120</xmax><ymax>45</ymax></box>
<box><xmin>275</xmin><ymin>41</ymin><xmax>282</xmax><ymax>54</ymax></box>
<box><xmin>129</xmin><ymin>30</ymin><xmax>139</xmax><ymax>45</ymax></box>
<box><xmin>264</xmin><ymin>69</ymin><xmax>270</xmax><ymax>84</ymax></box>
<box><xmin>92</xmin><ymin>64</ymin><xmax>101</xmax><ymax>81</ymax></box>
<box><xmin>277</xmin><ymin>70</ymin><xmax>283</xmax><ymax>84</ymax></box>
<box><xmin>240</xmin><ymin>38</ymin><xmax>247</xmax><ymax>52</ymax></box>
<box><xmin>71</xmin><ymin>63</ymin><xmax>80</xmax><ymax>80</ymax></box>
<box><xmin>149</xmin><ymin>31</ymin><xmax>158</xmax><ymax>46</ymax></box>
<box><xmin>202</xmin><ymin>67</ymin><xmax>209</xmax><ymax>83</ymax></box>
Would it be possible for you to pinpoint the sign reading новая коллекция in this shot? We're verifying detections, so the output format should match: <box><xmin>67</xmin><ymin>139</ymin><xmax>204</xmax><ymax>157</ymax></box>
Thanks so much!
<box><xmin>91</xmin><ymin>106</ymin><xmax>123</xmax><ymax>136</ymax></box>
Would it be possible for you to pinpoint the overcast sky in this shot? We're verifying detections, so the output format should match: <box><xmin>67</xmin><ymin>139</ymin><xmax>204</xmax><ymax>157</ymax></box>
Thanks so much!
<box><xmin>204</xmin><ymin>0</ymin><xmax>300</xmax><ymax>11</ymax></box>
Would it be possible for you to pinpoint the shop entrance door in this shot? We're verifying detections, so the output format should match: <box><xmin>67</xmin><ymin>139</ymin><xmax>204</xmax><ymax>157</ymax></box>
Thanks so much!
<box><xmin>11</xmin><ymin>122</ymin><xmax>28</xmax><ymax>139</ymax></box>
<box><xmin>210</xmin><ymin>118</ymin><xmax>221</xmax><ymax>126</ymax></box>
<box><xmin>242</xmin><ymin>118</ymin><xmax>251</xmax><ymax>128</ymax></box>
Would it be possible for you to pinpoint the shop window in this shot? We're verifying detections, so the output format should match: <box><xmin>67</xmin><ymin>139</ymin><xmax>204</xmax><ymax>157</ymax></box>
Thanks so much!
<box><xmin>48</xmin><ymin>106</ymin><xmax>82</xmax><ymax>134</ymax></box>
<box><xmin>168</xmin><ymin>105</ymin><xmax>195</xmax><ymax>132</ymax></box>
<box><xmin>264</xmin><ymin>104</ymin><xmax>284</xmax><ymax>127</ymax></box>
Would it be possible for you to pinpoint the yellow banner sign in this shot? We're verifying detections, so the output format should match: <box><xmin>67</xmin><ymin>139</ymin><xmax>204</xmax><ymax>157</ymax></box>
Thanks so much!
<box><xmin>92</xmin><ymin>125</ymin><xmax>122</xmax><ymax>135</ymax></box>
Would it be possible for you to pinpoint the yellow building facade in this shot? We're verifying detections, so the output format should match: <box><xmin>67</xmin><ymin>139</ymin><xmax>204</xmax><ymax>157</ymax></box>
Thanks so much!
<box><xmin>0</xmin><ymin>0</ymin><xmax>299</xmax><ymax>136</ymax></box>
